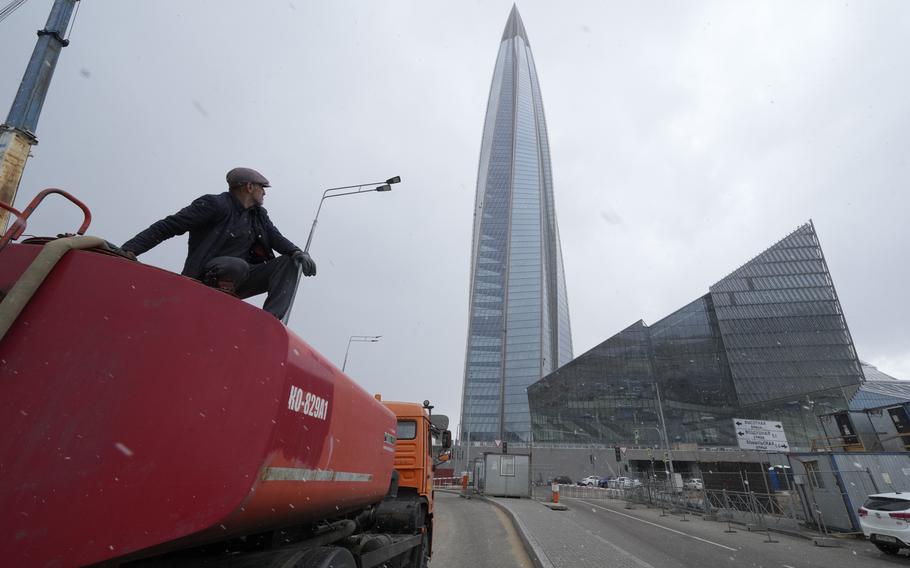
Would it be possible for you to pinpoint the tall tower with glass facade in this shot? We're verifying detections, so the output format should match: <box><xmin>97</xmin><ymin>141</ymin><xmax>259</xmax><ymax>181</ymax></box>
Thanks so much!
<box><xmin>460</xmin><ymin>6</ymin><xmax>573</xmax><ymax>444</ymax></box>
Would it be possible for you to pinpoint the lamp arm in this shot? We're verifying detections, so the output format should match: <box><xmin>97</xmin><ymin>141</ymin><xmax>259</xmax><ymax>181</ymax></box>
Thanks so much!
<box><xmin>323</xmin><ymin>181</ymin><xmax>387</xmax><ymax>196</ymax></box>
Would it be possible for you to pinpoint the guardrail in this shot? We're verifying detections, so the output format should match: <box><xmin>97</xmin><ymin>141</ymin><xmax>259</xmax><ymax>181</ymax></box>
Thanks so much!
<box><xmin>433</xmin><ymin>477</ymin><xmax>463</xmax><ymax>489</ymax></box>
<box><xmin>531</xmin><ymin>483</ymin><xmax>708</xmax><ymax>512</ymax></box>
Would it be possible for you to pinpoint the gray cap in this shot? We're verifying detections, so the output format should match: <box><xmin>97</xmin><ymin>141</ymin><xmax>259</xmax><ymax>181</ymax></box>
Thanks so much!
<box><xmin>226</xmin><ymin>167</ymin><xmax>271</xmax><ymax>188</ymax></box>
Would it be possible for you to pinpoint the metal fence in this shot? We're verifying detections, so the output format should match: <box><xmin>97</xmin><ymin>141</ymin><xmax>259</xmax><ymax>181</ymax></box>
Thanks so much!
<box><xmin>531</xmin><ymin>482</ymin><xmax>708</xmax><ymax>513</ymax></box>
<box><xmin>531</xmin><ymin>481</ymin><xmax>809</xmax><ymax>535</ymax></box>
<box><xmin>433</xmin><ymin>477</ymin><xmax>462</xmax><ymax>489</ymax></box>
<box><xmin>703</xmin><ymin>488</ymin><xmax>806</xmax><ymax>532</ymax></box>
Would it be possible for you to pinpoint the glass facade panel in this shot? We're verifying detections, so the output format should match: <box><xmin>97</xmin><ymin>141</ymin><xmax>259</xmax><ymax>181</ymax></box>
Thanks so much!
<box><xmin>461</xmin><ymin>7</ymin><xmax>573</xmax><ymax>443</ymax></box>
<box><xmin>528</xmin><ymin>222</ymin><xmax>863</xmax><ymax>450</ymax></box>
<box><xmin>709</xmin><ymin>222</ymin><xmax>864</xmax><ymax>406</ymax></box>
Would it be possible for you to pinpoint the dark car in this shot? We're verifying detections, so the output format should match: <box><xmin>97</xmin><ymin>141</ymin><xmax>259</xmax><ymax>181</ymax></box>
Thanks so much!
<box><xmin>551</xmin><ymin>475</ymin><xmax>572</xmax><ymax>485</ymax></box>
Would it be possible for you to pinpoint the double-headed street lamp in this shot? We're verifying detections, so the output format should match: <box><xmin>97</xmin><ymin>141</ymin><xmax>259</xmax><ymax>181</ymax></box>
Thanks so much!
<box><xmin>281</xmin><ymin>176</ymin><xmax>401</xmax><ymax>325</ymax></box>
<box><xmin>342</xmin><ymin>335</ymin><xmax>381</xmax><ymax>372</ymax></box>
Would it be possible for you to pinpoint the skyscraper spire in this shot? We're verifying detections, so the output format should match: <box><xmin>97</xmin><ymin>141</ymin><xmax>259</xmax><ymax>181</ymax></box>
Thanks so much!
<box><xmin>461</xmin><ymin>7</ymin><xmax>572</xmax><ymax>444</ymax></box>
<box><xmin>501</xmin><ymin>4</ymin><xmax>529</xmax><ymax>43</ymax></box>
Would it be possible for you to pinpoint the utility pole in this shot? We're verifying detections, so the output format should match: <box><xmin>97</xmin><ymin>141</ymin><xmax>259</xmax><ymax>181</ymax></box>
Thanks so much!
<box><xmin>0</xmin><ymin>0</ymin><xmax>79</xmax><ymax>231</ymax></box>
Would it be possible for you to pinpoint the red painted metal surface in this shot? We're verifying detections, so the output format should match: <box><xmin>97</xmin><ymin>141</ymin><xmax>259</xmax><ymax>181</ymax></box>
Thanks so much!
<box><xmin>0</xmin><ymin>242</ymin><xmax>397</xmax><ymax>567</ymax></box>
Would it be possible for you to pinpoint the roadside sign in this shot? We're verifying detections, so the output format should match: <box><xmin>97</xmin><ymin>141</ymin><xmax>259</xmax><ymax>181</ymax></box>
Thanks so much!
<box><xmin>733</xmin><ymin>418</ymin><xmax>790</xmax><ymax>451</ymax></box>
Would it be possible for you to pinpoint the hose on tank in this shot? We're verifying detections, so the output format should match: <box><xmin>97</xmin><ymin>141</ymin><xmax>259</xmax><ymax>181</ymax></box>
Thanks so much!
<box><xmin>0</xmin><ymin>235</ymin><xmax>106</xmax><ymax>343</ymax></box>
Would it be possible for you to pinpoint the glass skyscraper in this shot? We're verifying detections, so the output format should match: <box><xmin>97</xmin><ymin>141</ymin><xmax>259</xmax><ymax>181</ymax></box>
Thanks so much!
<box><xmin>528</xmin><ymin>222</ymin><xmax>864</xmax><ymax>450</ymax></box>
<box><xmin>460</xmin><ymin>6</ymin><xmax>573</xmax><ymax>444</ymax></box>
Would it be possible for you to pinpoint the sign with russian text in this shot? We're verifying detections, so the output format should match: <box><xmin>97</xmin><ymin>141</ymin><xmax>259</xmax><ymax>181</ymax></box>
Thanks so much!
<box><xmin>733</xmin><ymin>418</ymin><xmax>790</xmax><ymax>451</ymax></box>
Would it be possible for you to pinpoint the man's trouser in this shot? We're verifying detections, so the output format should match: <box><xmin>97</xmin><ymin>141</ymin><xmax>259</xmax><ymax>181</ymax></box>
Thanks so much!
<box><xmin>202</xmin><ymin>255</ymin><xmax>300</xmax><ymax>320</ymax></box>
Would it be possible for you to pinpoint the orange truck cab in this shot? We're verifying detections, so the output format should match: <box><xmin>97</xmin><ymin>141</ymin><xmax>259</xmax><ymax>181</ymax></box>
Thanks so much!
<box><xmin>375</xmin><ymin>397</ymin><xmax>452</xmax><ymax>565</ymax></box>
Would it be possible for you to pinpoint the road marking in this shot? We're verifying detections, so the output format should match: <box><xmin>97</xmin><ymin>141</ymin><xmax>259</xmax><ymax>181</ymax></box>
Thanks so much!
<box><xmin>575</xmin><ymin>498</ymin><xmax>738</xmax><ymax>552</ymax></box>
<box><xmin>783</xmin><ymin>565</ymin><xmax>796</xmax><ymax>568</ymax></box>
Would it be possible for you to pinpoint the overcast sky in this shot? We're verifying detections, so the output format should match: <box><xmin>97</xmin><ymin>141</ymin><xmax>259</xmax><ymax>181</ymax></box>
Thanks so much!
<box><xmin>2</xmin><ymin>1</ymin><xmax>908</xmax><ymax>425</ymax></box>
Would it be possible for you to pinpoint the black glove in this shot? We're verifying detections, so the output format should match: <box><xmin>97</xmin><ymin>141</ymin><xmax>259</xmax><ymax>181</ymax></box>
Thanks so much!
<box><xmin>292</xmin><ymin>250</ymin><xmax>317</xmax><ymax>277</ymax></box>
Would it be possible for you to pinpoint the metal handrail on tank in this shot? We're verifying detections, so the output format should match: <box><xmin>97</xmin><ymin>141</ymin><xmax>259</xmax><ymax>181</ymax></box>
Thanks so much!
<box><xmin>0</xmin><ymin>188</ymin><xmax>92</xmax><ymax>251</ymax></box>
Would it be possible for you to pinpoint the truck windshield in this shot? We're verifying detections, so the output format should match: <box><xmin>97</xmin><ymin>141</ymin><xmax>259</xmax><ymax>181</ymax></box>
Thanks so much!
<box><xmin>397</xmin><ymin>420</ymin><xmax>417</xmax><ymax>440</ymax></box>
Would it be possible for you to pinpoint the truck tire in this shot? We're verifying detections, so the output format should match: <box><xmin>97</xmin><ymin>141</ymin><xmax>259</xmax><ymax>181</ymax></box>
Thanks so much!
<box><xmin>281</xmin><ymin>546</ymin><xmax>357</xmax><ymax>568</ymax></box>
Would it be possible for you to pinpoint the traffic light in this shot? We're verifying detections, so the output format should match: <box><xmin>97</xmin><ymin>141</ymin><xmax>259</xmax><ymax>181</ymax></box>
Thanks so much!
<box><xmin>614</xmin><ymin>446</ymin><xmax>621</xmax><ymax>461</ymax></box>
<box><xmin>502</xmin><ymin>441</ymin><xmax>508</xmax><ymax>454</ymax></box>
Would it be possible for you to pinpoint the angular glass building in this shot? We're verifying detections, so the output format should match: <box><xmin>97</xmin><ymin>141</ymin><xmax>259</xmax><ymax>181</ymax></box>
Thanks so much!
<box><xmin>460</xmin><ymin>6</ymin><xmax>573</xmax><ymax>444</ymax></box>
<box><xmin>528</xmin><ymin>222</ymin><xmax>864</xmax><ymax>450</ymax></box>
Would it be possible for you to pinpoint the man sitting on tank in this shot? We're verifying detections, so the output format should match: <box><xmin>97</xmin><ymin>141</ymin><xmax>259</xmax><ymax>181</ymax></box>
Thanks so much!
<box><xmin>121</xmin><ymin>167</ymin><xmax>316</xmax><ymax>320</ymax></box>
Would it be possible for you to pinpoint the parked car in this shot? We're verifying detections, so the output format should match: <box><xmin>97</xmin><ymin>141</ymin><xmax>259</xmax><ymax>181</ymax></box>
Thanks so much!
<box><xmin>684</xmin><ymin>478</ymin><xmax>704</xmax><ymax>490</ymax></box>
<box><xmin>579</xmin><ymin>475</ymin><xmax>601</xmax><ymax>486</ymax></box>
<box><xmin>550</xmin><ymin>475</ymin><xmax>573</xmax><ymax>485</ymax></box>
<box><xmin>598</xmin><ymin>477</ymin><xmax>613</xmax><ymax>488</ymax></box>
<box><xmin>859</xmin><ymin>492</ymin><xmax>910</xmax><ymax>555</ymax></box>
<box><xmin>611</xmin><ymin>476</ymin><xmax>641</xmax><ymax>489</ymax></box>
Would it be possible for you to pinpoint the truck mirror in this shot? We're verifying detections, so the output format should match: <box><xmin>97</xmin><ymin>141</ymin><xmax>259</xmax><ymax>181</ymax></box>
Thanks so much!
<box><xmin>442</xmin><ymin>430</ymin><xmax>452</xmax><ymax>449</ymax></box>
<box><xmin>430</xmin><ymin>414</ymin><xmax>449</xmax><ymax>431</ymax></box>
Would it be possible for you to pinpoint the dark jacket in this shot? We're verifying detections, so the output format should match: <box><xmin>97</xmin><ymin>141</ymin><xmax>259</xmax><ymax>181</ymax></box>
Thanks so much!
<box><xmin>122</xmin><ymin>192</ymin><xmax>299</xmax><ymax>279</ymax></box>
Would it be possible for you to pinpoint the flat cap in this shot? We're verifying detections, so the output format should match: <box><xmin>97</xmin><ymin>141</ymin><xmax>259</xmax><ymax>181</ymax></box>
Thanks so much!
<box><xmin>226</xmin><ymin>167</ymin><xmax>271</xmax><ymax>188</ymax></box>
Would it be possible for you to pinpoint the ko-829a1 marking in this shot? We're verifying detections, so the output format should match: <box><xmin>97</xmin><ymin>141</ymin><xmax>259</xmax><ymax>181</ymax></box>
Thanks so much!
<box><xmin>288</xmin><ymin>385</ymin><xmax>329</xmax><ymax>420</ymax></box>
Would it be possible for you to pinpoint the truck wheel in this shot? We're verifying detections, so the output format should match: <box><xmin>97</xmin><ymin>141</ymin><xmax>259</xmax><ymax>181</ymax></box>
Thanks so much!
<box><xmin>287</xmin><ymin>546</ymin><xmax>357</xmax><ymax>568</ymax></box>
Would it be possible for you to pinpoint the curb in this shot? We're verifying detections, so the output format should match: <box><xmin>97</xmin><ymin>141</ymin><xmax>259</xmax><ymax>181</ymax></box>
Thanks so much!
<box><xmin>476</xmin><ymin>495</ymin><xmax>555</xmax><ymax>568</ymax></box>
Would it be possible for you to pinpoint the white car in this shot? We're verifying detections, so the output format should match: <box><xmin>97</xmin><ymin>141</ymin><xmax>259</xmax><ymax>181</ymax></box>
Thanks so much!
<box><xmin>580</xmin><ymin>475</ymin><xmax>600</xmax><ymax>487</ymax></box>
<box><xmin>610</xmin><ymin>477</ymin><xmax>641</xmax><ymax>489</ymax></box>
<box><xmin>859</xmin><ymin>492</ymin><xmax>910</xmax><ymax>555</ymax></box>
<box><xmin>684</xmin><ymin>478</ymin><xmax>704</xmax><ymax>490</ymax></box>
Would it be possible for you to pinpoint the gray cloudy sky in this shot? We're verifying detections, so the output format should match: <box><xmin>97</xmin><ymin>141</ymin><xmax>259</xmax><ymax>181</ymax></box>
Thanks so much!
<box><xmin>2</xmin><ymin>1</ymin><xmax>908</xmax><ymax>425</ymax></box>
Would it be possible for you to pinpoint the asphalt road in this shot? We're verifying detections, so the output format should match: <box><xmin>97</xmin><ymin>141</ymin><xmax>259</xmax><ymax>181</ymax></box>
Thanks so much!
<box><xmin>430</xmin><ymin>491</ymin><xmax>532</xmax><ymax>568</ymax></box>
<box><xmin>555</xmin><ymin>496</ymin><xmax>900</xmax><ymax>568</ymax></box>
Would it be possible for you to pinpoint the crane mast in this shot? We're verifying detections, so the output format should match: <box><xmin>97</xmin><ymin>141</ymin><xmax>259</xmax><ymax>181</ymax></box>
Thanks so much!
<box><xmin>0</xmin><ymin>0</ymin><xmax>78</xmax><ymax>231</ymax></box>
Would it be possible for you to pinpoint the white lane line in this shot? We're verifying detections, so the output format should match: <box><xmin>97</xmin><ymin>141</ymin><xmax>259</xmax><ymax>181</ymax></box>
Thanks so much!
<box><xmin>575</xmin><ymin>498</ymin><xmax>738</xmax><ymax>552</ymax></box>
<box><xmin>783</xmin><ymin>565</ymin><xmax>796</xmax><ymax>568</ymax></box>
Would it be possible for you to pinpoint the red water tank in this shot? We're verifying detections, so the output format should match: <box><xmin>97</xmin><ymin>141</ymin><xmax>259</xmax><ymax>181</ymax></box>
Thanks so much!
<box><xmin>0</xmin><ymin>242</ymin><xmax>398</xmax><ymax>567</ymax></box>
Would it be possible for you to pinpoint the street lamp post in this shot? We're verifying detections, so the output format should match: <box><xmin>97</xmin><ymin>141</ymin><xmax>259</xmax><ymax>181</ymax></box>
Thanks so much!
<box><xmin>341</xmin><ymin>335</ymin><xmax>381</xmax><ymax>372</ymax></box>
<box><xmin>281</xmin><ymin>176</ymin><xmax>401</xmax><ymax>325</ymax></box>
<box><xmin>654</xmin><ymin>382</ymin><xmax>675</xmax><ymax>476</ymax></box>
